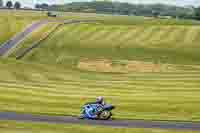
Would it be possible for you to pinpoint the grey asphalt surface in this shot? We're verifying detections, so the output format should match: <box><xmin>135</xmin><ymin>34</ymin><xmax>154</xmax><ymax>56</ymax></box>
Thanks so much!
<box><xmin>0</xmin><ymin>19</ymin><xmax>200</xmax><ymax>130</ymax></box>
<box><xmin>0</xmin><ymin>20</ymin><xmax>48</xmax><ymax>56</ymax></box>
<box><xmin>0</xmin><ymin>19</ymin><xmax>99</xmax><ymax>57</ymax></box>
<box><xmin>0</xmin><ymin>112</ymin><xmax>200</xmax><ymax>130</ymax></box>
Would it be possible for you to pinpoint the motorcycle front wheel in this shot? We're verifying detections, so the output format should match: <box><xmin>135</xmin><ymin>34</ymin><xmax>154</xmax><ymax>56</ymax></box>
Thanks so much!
<box><xmin>99</xmin><ymin>110</ymin><xmax>112</xmax><ymax>120</ymax></box>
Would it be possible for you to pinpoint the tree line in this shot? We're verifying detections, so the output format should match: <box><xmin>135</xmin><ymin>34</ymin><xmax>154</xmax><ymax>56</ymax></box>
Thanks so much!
<box><xmin>35</xmin><ymin>1</ymin><xmax>200</xmax><ymax>20</ymax></box>
<box><xmin>0</xmin><ymin>0</ymin><xmax>21</xmax><ymax>9</ymax></box>
<box><xmin>0</xmin><ymin>0</ymin><xmax>3</xmax><ymax>7</ymax></box>
<box><xmin>1</xmin><ymin>0</ymin><xmax>200</xmax><ymax>20</ymax></box>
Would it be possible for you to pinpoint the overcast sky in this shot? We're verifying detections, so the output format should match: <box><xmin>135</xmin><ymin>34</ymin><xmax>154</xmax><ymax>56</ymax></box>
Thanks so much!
<box><xmin>3</xmin><ymin>0</ymin><xmax>200</xmax><ymax>8</ymax></box>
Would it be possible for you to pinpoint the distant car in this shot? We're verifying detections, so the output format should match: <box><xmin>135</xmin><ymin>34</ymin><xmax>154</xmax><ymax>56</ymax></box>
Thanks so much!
<box><xmin>47</xmin><ymin>12</ymin><xmax>56</xmax><ymax>17</ymax></box>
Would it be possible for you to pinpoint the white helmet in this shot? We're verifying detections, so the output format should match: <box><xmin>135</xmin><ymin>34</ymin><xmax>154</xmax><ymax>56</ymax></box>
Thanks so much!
<box><xmin>96</xmin><ymin>96</ymin><xmax>103</xmax><ymax>102</ymax></box>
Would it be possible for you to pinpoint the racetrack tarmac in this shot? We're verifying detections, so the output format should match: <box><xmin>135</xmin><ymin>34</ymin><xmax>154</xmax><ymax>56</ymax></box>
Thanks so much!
<box><xmin>0</xmin><ymin>20</ymin><xmax>48</xmax><ymax>56</ymax></box>
<box><xmin>0</xmin><ymin>112</ymin><xmax>200</xmax><ymax>130</ymax></box>
<box><xmin>0</xmin><ymin>19</ymin><xmax>98</xmax><ymax>57</ymax></box>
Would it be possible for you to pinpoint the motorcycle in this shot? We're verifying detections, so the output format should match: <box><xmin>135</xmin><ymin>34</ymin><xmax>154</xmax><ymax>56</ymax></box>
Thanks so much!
<box><xmin>79</xmin><ymin>103</ymin><xmax>115</xmax><ymax>120</ymax></box>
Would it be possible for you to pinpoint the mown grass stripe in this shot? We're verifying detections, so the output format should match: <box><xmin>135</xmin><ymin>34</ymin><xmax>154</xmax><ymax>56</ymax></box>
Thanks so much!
<box><xmin>134</xmin><ymin>27</ymin><xmax>156</xmax><ymax>44</ymax></box>
<box><xmin>37</xmin><ymin>78</ymin><xmax>200</xmax><ymax>86</ymax></box>
<box><xmin>126</xmin><ymin>26</ymin><xmax>146</xmax><ymax>45</ymax></box>
<box><xmin>1</xmin><ymin>86</ymin><xmax>200</xmax><ymax>103</ymax></box>
<box><xmin>184</xmin><ymin>26</ymin><xmax>200</xmax><ymax>44</ymax></box>
<box><xmin>85</xmin><ymin>26</ymin><xmax>110</xmax><ymax>43</ymax></box>
<box><xmin>1</xmin><ymin>83</ymin><xmax>200</xmax><ymax>100</ymax></box>
<box><xmin>1</xmin><ymin>79</ymin><xmax>200</xmax><ymax>93</ymax></box>
<box><xmin>162</xmin><ymin>27</ymin><xmax>184</xmax><ymax>44</ymax></box>
<box><xmin>118</xmin><ymin>28</ymin><xmax>138</xmax><ymax>45</ymax></box>
<box><xmin>79</xmin><ymin>25</ymin><xmax>103</xmax><ymax>41</ymax></box>
<box><xmin>0</xmin><ymin>82</ymin><xmax>198</xmax><ymax>102</ymax></box>
<box><xmin>151</xmin><ymin>26</ymin><xmax>174</xmax><ymax>44</ymax></box>
<box><xmin>102</xmin><ymin>27</ymin><xmax>125</xmax><ymax>46</ymax></box>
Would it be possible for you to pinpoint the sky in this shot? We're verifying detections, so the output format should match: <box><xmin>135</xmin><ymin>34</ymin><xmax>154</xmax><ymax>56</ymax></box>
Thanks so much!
<box><xmin>3</xmin><ymin>0</ymin><xmax>200</xmax><ymax>8</ymax></box>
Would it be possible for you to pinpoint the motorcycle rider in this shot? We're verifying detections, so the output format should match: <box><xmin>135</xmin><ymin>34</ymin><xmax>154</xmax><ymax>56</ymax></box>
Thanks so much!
<box><xmin>95</xmin><ymin>96</ymin><xmax>106</xmax><ymax>105</ymax></box>
<box><xmin>79</xmin><ymin>96</ymin><xmax>105</xmax><ymax>119</ymax></box>
<box><xmin>91</xmin><ymin>96</ymin><xmax>115</xmax><ymax>110</ymax></box>
<box><xmin>87</xmin><ymin>96</ymin><xmax>106</xmax><ymax>105</ymax></box>
<box><xmin>79</xmin><ymin>96</ymin><xmax>115</xmax><ymax>119</ymax></box>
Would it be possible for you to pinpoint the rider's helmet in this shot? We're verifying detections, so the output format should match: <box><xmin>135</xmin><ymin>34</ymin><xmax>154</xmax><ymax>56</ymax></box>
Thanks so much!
<box><xmin>96</xmin><ymin>96</ymin><xmax>104</xmax><ymax>103</ymax></box>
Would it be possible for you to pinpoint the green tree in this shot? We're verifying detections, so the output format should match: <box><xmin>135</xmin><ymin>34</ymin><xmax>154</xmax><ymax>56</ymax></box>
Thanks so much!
<box><xmin>40</xmin><ymin>3</ymin><xmax>49</xmax><ymax>9</ymax></box>
<box><xmin>14</xmin><ymin>1</ymin><xmax>21</xmax><ymax>9</ymax></box>
<box><xmin>0</xmin><ymin>0</ymin><xmax>3</xmax><ymax>7</ymax></box>
<box><xmin>152</xmin><ymin>10</ymin><xmax>160</xmax><ymax>18</ymax></box>
<box><xmin>35</xmin><ymin>4</ymin><xmax>40</xmax><ymax>9</ymax></box>
<box><xmin>195</xmin><ymin>7</ymin><xmax>200</xmax><ymax>20</ymax></box>
<box><xmin>6</xmin><ymin>1</ymin><xmax>13</xmax><ymax>8</ymax></box>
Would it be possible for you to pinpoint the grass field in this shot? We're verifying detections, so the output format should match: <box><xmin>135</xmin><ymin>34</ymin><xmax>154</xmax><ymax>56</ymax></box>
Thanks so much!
<box><xmin>0</xmin><ymin>59</ymin><xmax>200</xmax><ymax>121</ymax></box>
<box><xmin>0</xmin><ymin>10</ymin><xmax>48</xmax><ymax>44</ymax></box>
<box><xmin>22</xmin><ymin>23</ymin><xmax>200</xmax><ymax>65</ymax></box>
<box><xmin>55</xmin><ymin>11</ymin><xmax>200</xmax><ymax>26</ymax></box>
<box><xmin>1</xmin><ymin>121</ymin><xmax>199</xmax><ymax>133</ymax></box>
<box><xmin>1</xmin><ymin>9</ymin><xmax>199</xmax><ymax>45</ymax></box>
<box><xmin>1</xmin><ymin>10</ymin><xmax>200</xmax><ymax>132</ymax></box>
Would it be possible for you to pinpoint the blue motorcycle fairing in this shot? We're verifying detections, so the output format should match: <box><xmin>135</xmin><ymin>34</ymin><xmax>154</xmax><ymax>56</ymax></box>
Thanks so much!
<box><xmin>81</xmin><ymin>104</ymin><xmax>103</xmax><ymax>119</ymax></box>
<box><xmin>85</xmin><ymin>104</ymin><xmax>97</xmax><ymax>119</ymax></box>
<box><xmin>80</xmin><ymin>103</ymin><xmax>114</xmax><ymax>120</ymax></box>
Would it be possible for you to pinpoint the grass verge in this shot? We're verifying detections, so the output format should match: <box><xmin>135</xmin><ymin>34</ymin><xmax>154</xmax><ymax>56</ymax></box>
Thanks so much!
<box><xmin>0</xmin><ymin>120</ymin><xmax>199</xmax><ymax>133</ymax></box>
<box><xmin>0</xmin><ymin>59</ymin><xmax>200</xmax><ymax>121</ymax></box>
